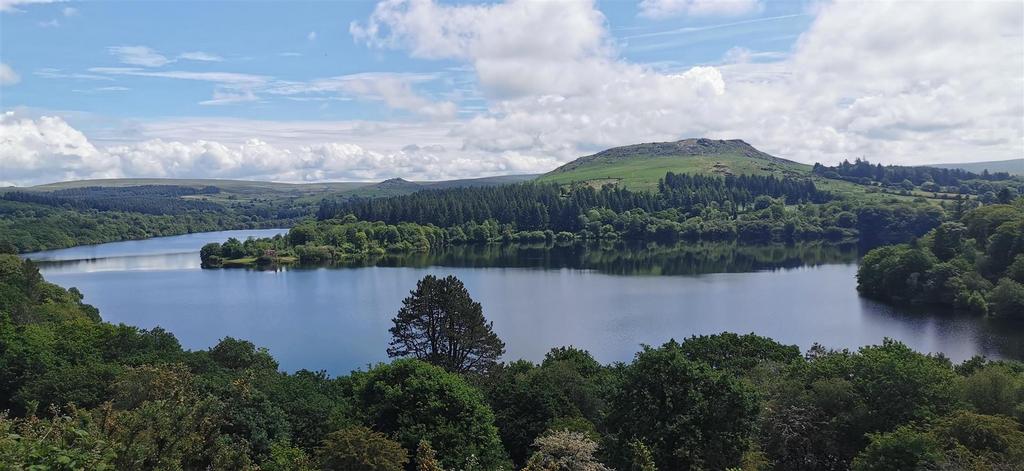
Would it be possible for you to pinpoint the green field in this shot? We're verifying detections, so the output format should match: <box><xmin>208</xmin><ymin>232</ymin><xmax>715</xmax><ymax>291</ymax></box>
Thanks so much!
<box><xmin>534</xmin><ymin>138</ymin><xmax>967</xmax><ymax>204</ymax></box>
<box><xmin>539</xmin><ymin>154</ymin><xmax>812</xmax><ymax>191</ymax></box>
<box><xmin>538</xmin><ymin>138</ymin><xmax>811</xmax><ymax>191</ymax></box>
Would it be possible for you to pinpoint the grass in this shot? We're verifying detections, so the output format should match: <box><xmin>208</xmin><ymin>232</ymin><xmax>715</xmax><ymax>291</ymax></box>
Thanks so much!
<box><xmin>537</xmin><ymin>154</ymin><xmax>812</xmax><ymax>192</ymax></box>
<box><xmin>534</xmin><ymin>145</ymin><xmax>940</xmax><ymax>205</ymax></box>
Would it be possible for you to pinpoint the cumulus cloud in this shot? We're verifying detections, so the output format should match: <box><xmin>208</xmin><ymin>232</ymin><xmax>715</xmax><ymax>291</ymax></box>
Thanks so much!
<box><xmin>351</xmin><ymin>0</ymin><xmax>613</xmax><ymax>98</ymax></box>
<box><xmin>639</xmin><ymin>0</ymin><xmax>761</xmax><ymax>19</ymax></box>
<box><xmin>353</xmin><ymin>0</ymin><xmax>1023</xmax><ymax>166</ymax></box>
<box><xmin>0</xmin><ymin>112</ymin><xmax>114</xmax><ymax>185</ymax></box>
<box><xmin>0</xmin><ymin>112</ymin><xmax>558</xmax><ymax>185</ymax></box>
<box><xmin>0</xmin><ymin>63</ymin><xmax>20</xmax><ymax>85</ymax></box>
<box><xmin>4</xmin><ymin>0</ymin><xmax>1022</xmax><ymax>185</ymax></box>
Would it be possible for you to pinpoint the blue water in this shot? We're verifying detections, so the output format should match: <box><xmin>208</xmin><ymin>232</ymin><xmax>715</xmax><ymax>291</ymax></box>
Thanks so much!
<box><xmin>26</xmin><ymin>230</ymin><xmax>1024</xmax><ymax>374</ymax></box>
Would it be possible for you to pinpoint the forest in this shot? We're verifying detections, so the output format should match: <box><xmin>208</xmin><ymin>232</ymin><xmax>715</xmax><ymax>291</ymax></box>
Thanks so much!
<box><xmin>0</xmin><ymin>184</ymin><xmax>317</xmax><ymax>253</ymax></box>
<box><xmin>205</xmin><ymin>173</ymin><xmax>949</xmax><ymax>268</ymax></box>
<box><xmin>858</xmin><ymin>199</ymin><xmax>1024</xmax><ymax>319</ymax></box>
<box><xmin>2</xmin><ymin>256</ymin><xmax>1023</xmax><ymax>470</ymax></box>
<box><xmin>2</xmin><ymin>185</ymin><xmax>225</xmax><ymax>215</ymax></box>
<box><xmin>812</xmin><ymin>159</ymin><xmax>1022</xmax><ymax>200</ymax></box>
<box><xmin>318</xmin><ymin>174</ymin><xmax>832</xmax><ymax>231</ymax></box>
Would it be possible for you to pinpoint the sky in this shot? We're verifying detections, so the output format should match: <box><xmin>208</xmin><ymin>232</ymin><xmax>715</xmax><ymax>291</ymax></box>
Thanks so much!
<box><xmin>0</xmin><ymin>0</ymin><xmax>1021</xmax><ymax>186</ymax></box>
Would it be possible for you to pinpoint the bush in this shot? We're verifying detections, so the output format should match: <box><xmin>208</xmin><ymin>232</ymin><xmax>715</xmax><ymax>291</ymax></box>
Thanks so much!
<box><xmin>315</xmin><ymin>426</ymin><xmax>408</xmax><ymax>471</ymax></box>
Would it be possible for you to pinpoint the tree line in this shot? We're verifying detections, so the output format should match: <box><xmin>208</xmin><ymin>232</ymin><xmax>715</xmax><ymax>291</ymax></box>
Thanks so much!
<box><xmin>1</xmin><ymin>185</ymin><xmax>318</xmax><ymax>253</ymax></box>
<box><xmin>858</xmin><ymin>198</ymin><xmax>1024</xmax><ymax>318</ymax></box>
<box><xmin>2</xmin><ymin>185</ymin><xmax>224</xmax><ymax>215</ymax></box>
<box><xmin>319</xmin><ymin>174</ymin><xmax>831</xmax><ymax>232</ymax></box>
<box><xmin>812</xmin><ymin>159</ymin><xmax>1022</xmax><ymax>200</ymax></box>
<box><xmin>3</xmin><ymin>255</ymin><xmax>1023</xmax><ymax>470</ymax></box>
<box><xmin>205</xmin><ymin>195</ymin><xmax>946</xmax><ymax>269</ymax></box>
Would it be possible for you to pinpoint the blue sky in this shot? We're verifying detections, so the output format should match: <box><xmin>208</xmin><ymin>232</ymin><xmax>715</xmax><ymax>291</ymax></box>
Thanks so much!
<box><xmin>0</xmin><ymin>0</ymin><xmax>1020</xmax><ymax>185</ymax></box>
<box><xmin>2</xmin><ymin>1</ymin><xmax>810</xmax><ymax>121</ymax></box>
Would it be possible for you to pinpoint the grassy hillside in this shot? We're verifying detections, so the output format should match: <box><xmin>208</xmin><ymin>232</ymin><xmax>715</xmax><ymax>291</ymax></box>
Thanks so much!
<box><xmin>929</xmin><ymin>159</ymin><xmax>1023</xmax><ymax>176</ymax></box>
<box><xmin>538</xmin><ymin>138</ymin><xmax>811</xmax><ymax>191</ymax></box>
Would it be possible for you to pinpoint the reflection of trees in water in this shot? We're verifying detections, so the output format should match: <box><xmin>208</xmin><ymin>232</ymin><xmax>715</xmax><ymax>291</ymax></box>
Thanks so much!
<box><xmin>858</xmin><ymin>297</ymin><xmax>1024</xmax><ymax>362</ymax></box>
<box><xmin>329</xmin><ymin>242</ymin><xmax>859</xmax><ymax>276</ymax></box>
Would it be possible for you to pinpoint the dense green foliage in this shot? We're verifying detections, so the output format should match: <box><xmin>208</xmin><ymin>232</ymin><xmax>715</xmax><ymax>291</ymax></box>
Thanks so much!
<box><xmin>2</xmin><ymin>185</ymin><xmax>224</xmax><ymax>215</ymax></box>
<box><xmin>0</xmin><ymin>183</ymin><xmax>315</xmax><ymax>253</ymax></box>
<box><xmin>207</xmin><ymin>171</ymin><xmax>948</xmax><ymax>269</ymax></box>
<box><xmin>3</xmin><ymin>260</ymin><xmax>1023</xmax><ymax>470</ymax></box>
<box><xmin>322</xmin><ymin>174</ymin><xmax>829</xmax><ymax>231</ymax></box>
<box><xmin>858</xmin><ymin>199</ymin><xmax>1024</xmax><ymax>318</ymax></box>
<box><xmin>813</xmin><ymin>159</ymin><xmax>1023</xmax><ymax>201</ymax></box>
<box><xmin>0</xmin><ymin>199</ymin><xmax>280</xmax><ymax>253</ymax></box>
<box><xmin>317</xmin><ymin>174</ymin><xmax>862</xmax><ymax>245</ymax></box>
<box><xmin>199</xmin><ymin>218</ymin><xmax>450</xmax><ymax>267</ymax></box>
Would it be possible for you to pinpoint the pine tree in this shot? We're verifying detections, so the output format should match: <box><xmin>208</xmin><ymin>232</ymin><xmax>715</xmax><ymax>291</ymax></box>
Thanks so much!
<box><xmin>387</xmin><ymin>275</ymin><xmax>505</xmax><ymax>374</ymax></box>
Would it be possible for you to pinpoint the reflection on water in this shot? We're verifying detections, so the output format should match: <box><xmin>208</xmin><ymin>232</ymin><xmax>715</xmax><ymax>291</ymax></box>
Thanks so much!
<box><xmin>25</xmin><ymin>230</ymin><xmax>1024</xmax><ymax>374</ymax></box>
<box><xmin>327</xmin><ymin>241</ymin><xmax>860</xmax><ymax>276</ymax></box>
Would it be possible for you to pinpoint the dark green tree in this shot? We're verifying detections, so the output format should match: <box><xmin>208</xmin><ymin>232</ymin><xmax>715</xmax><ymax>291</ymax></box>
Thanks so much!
<box><xmin>387</xmin><ymin>275</ymin><xmax>505</xmax><ymax>374</ymax></box>
<box><xmin>354</xmin><ymin>359</ymin><xmax>509</xmax><ymax>470</ymax></box>
<box><xmin>989</xmin><ymin>278</ymin><xmax>1024</xmax><ymax>319</ymax></box>
<box><xmin>605</xmin><ymin>340</ymin><xmax>758</xmax><ymax>470</ymax></box>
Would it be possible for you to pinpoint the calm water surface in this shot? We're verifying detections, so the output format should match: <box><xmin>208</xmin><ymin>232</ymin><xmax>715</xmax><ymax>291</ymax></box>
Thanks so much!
<box><xmin>25</xmin><ymin>230</ymin><xmax>1024</xmax><ymax>374</ymax></box>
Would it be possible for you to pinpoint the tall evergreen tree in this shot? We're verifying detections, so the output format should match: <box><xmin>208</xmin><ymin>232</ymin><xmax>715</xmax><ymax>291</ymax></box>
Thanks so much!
<box><xmin>387</xmin><ymin>275</ymin><xmax>505</xmax><ymax>374</ymax></box>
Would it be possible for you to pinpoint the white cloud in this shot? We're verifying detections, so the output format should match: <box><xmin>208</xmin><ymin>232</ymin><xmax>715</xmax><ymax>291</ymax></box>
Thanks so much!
<box><xmin>0</xmin><ymin>112</ymin><xmax>558</xmax><ymax>185</ymax></box>
<box><xmin>34</xmin><ymin>68</ymin><xmax>113</xmax><ymax>81</ymax></box>
<box><xmin>178</xmin><ymin>51</ymin><xmax>223</xmax><ymax>62</ymax></box>
<box><xmin>0</xmin><ymin>63</ymin><xmax>20</xmax><ymax>85</ymax></box>
<box><xmin>107</xmin><ymin>46</ymin><xmax>172</xmax><ymax>67</ymax></box>
<box><xmin>0</xmin><ymin>111</ymin><xmax>115</xmax><ymax>184</ymax></box>
<box><xmin>352</xmin><ymin>0</ymin><xmax>1023</xmax><ymax>167</ymax></box>
<box><xmin>352</xmin><ymin>0</ymin><xmax>612</xmax><ymax>99</ymax></box>
<box><xmin>37</xmin><ymin>18</ymin><xmax>59</xmax><ymax>27</ymax></box>
<box><xmin>87</xmin><ymin>66</ymin><xmax>452</xmax><ymax>113</ymax></box>
<box><xmin>199</xmin><ymin>89</ymin><xmax>258</xmax><ymax>106</ymax></box>
<box><xmin>4</xmin><ymin>0</ymin><xmax>1022</xmax><ymax>185</ymax></box>
<box><xmin>268</xmin><ymin>72</ymin><xmax>457</xmax><ymax>118</ymax></box>
<box><xmin>0</xmin><ymin>0</ymin><xmax>58</xmax><ymax>13</ymax></box>
<box><xmin>61</xmin><ymin>6</ymin><xmax>75</xmax><ymax>16</ymax></box>
<box><xmin>89</xmin><ymin>67</ymin><xmax>269</xmax><ymax>85</ymax></box>
<box><xmin>639</xmin><ymin>0</ymin><xmax>761</xmax><ymax>19</ymax></box>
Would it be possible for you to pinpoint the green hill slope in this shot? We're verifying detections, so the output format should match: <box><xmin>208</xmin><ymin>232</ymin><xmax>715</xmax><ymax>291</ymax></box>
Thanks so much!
<box><xmin>538</xmin><ymin>138</ymin><xmax>811</xmax><ymax>191</ymax></box>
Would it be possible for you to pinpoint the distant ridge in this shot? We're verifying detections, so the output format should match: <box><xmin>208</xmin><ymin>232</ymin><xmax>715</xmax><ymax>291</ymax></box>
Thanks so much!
<box><xmin>928</xmin><ymin>159</ymin><xmax>1023</xmax><ymax>176</ymax></box>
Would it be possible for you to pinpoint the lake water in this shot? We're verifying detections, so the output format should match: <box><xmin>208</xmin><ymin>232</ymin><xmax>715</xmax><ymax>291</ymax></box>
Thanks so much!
<box><xmin>25</xmin><ymin>230</ymin><xmax>1024</xmax><ymax>374</ymax></box>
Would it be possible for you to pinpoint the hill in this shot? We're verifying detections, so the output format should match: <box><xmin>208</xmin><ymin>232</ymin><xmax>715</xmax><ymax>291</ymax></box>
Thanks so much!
<box><xmin>16</xmin><ymin>174</ymin><xmax>540</xmax><ymax>201</ymax></box>
<box><xmin>537</xmin><ymin>138</ymin><xmax>811</xmax><ymax>191</ymax></box>
<box><xmin>928</xmin><ymin>159</ymin><xmax>1023</xmax><ymax>176</ymax></box>
<box><xmin>21</xmin><ymin>178</ymin><xmax>369</xmax><ymax>195</ymax></box>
